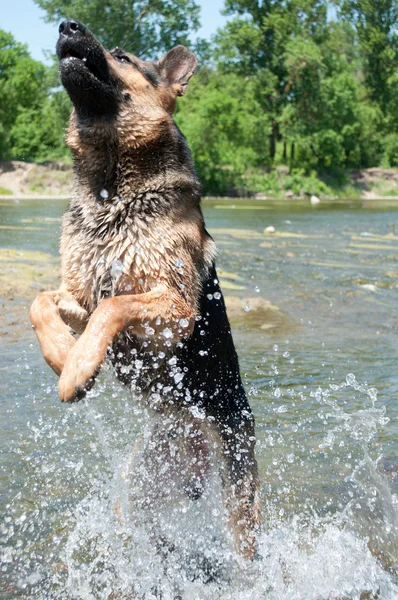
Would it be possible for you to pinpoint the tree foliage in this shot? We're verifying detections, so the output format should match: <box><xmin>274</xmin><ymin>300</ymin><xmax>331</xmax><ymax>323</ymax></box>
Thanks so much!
<box><xmin>198</xmin><ymin>0</ymin><xmax>398</xmax><ymax>189</ymax></box>
<box><xmin>33</xmin><ymin>0</ymin><xmax>200</xmax><ymax>57</ymax></box>
<box><xmin>341</xmin><ymin>0</ymin><xmax>398</xmax><ymax>110</ymax></box>
<box><xmin>176</xmin><ymin>70</ymin><xmax>271</xmax><ymax>194</ymax></box>
<box><xmin>0</xmin><ymin>30</ymin><xmax>70</xmax><ymax>161</ymax></box>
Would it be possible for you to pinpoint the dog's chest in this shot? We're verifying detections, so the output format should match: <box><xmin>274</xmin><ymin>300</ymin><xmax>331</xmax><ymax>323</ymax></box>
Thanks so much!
<box><xmin>60</xmin><ymin>201</ymin><xmax>171</xmax><ymax>312</ymax></box>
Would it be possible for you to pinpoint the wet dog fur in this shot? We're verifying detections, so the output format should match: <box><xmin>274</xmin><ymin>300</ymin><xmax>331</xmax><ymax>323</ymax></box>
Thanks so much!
<box><xmin>30</xmin><ymin>20</ymin><xmax>260</xmax><ymax>560</ymax></box>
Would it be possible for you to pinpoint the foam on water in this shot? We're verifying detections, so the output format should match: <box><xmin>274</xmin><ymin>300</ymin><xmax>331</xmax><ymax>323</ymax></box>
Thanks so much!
<box><xmin>2</xmin><ymin>371</ymin><xmax>398</xmax><ymax>599</ymax></box>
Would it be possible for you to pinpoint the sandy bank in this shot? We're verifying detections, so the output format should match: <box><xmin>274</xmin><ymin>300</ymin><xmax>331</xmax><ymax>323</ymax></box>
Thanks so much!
<box><xmin>3</xmin><ymin>161</ymin><xmax>398</xmax><ymax>200</ymax></box>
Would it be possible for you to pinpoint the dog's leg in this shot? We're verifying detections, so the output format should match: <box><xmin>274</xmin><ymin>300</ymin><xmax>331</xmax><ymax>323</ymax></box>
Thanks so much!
<box><xmin>58</xmin><ymin>287</ymin><xmax>194</xmax><ymax>402</ymax></box>
<box><xmin>30</xmin><ymin>289</ymin><xmax>88</xmax><ymax>375</ymax></box>
<box><xmin>220</xmin><ymin>418</ymin><xmax>260</xmax><ymax>560</ymax></box>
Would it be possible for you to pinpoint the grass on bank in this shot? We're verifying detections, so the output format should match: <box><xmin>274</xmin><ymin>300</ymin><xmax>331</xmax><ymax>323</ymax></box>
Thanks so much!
<box><xmin>369</xmin><ymin>183</ymin><xmax>398</xmax><ymax>197</ymax></box>
<box><xmin>242</xmin><ymin>168</ymin><xmax>363</xmax><ymax>199</ymax></box>
<box><xmin>0</xmin><ymin>186</ymin><xmax>12</xmax><ymax>195</ymax></box>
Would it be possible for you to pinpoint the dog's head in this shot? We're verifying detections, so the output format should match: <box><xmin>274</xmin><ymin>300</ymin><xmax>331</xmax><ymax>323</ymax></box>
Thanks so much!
<box><xmin>56</xmin><ymin>20</ymin><xmax>197</xmax><ymax>126</ymax></box>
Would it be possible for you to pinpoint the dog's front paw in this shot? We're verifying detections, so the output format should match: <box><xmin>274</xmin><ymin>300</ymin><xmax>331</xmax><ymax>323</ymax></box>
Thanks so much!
<box><xmin>57</xmin><ymin>299</ymin><xmax>89</xmax><ymax>335</ymax></box>
<box><xmin>58</xmin><ymin>342</ymin><xmax>103</xmax><ymax>402</ymax></box>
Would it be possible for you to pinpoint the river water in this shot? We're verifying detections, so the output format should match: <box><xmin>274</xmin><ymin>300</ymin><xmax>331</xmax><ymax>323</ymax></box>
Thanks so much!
<box><xmin>1</xmin><ymin>197</ymin><xmax>398</xmax><ymax>599</ymax></box>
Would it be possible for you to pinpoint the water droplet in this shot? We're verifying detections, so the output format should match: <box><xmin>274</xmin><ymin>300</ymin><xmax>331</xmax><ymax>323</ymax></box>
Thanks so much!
<box><xmin>179</xmin><ymin>318</ymin><xmax>189</xmax><ymax>328</ymax></box>
<box><xmin>174</xmin><ymin>259</ymin><xmax>184</xmax><ymax>267</ymax></box>
<box><xmin>189</xmin><ymin>405</ymin><xmax>206</xmax><ymax>419</ymax></box>
<box><xmin>346</xmin><ymin>373</ymin><xmax>356</xmax><ymax>386</ymax></box>
<box><xmin>162</xmin><ymin>328</ymin><xmax>173</xmax><ymax>339</ymax></box>
<box><xmin>110</xmin><ymin>260</ymin><xmax>123</xmax><ymax>294</ymax></box>
<box><xmin>244</xmin><ymin>304</ymin><xmax>250</xmax><ymax>312</ymax></box>
<box><xmin>110</xmin><ymin>260</ymin><xmax>123</xmax><ymax>280</ymax></box>
<box><xmin>213</xmin><ymin>292</ymin><xmax>221</xmax><ymax>300</ymax></box>
<box><xmin>99</xmin><ymin>188</ymin><xmax>109</xmax><ymax>199</ymax></box>
<box><xmin>207</xmin><ymin>294</ymin><xmax>213</xmax><ymax>300</ymax></box>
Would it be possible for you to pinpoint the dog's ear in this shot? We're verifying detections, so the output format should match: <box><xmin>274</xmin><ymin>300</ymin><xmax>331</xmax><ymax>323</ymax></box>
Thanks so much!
<box><xmin>157</xmin><ymin>46</ymin><xmax>198</xmax><ymax>96</ymax></box>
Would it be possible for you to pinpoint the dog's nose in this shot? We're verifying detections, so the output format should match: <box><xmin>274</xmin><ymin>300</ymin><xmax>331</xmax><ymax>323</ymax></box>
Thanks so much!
<box><xmin>59</xmin><ymin>20</ymin><xmax>87</xmax><ymax>36</ymax></box>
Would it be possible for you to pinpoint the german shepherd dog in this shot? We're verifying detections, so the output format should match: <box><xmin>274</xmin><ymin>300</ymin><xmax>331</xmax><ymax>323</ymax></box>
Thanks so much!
<box><xmin>30</xmin><ymin>20</ymin><xmax>260</xmax><ymax>561</ymax></box>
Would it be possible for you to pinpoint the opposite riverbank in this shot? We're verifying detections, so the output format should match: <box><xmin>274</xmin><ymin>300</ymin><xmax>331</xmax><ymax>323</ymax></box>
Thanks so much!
<box><xmin>2</xmin><ymin>160</ymin><xmax>398</xmax><ymax>201</ymax></box>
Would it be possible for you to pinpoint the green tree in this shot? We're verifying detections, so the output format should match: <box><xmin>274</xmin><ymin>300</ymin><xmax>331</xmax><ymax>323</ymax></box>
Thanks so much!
<box><xmin>10</xmin><ymin>90</ymin><xmax>71</xmax><ymax>162</ymax></box>
<box><xmin>0</xmin><ymin>30</ymin><xmax>47</xmax><ymax>158</ymax></box>
<box><xmin>214</xmin><ymin>0</ymin><xmax>329</xmax><ymax>159</ymax></box>
<box><xmin>176</xmin><ymin>69</ymin><xmax>271</xmax><ymax>194</ymax></box>
<box><xmin>34</xmin><ymin>0</ymin><xmax>201</xmax><ymax>57</ymax></box>
<box><xmin>213</xmin><ymin>0</ymin><xmax>385</xmax><ymax>173</ymax></box>
<box><xmin>341</xmin><ymin>0</ymin><xmax>398</xmax><ymax>112</ymax></box>
<box><xmin>340</xmin><ymin>0</ymin><xmax>398</xmax><ymax>166</ymax></box>
<box><xmin>0</xmin><ymin>29</ymin><xmax>70</xmax><ymax>161</ymax></box>
<box><xmin>278</xmin><ymin>22</ymin><xmax>379</xmax><ymax>169</ymax></box>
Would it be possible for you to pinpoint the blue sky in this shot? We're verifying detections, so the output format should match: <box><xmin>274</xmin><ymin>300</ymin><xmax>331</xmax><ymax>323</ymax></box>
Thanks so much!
<box><xmin>2</xmin><ymin>0</ymin><xmax>227</xmax><ymax>63</ymax></box>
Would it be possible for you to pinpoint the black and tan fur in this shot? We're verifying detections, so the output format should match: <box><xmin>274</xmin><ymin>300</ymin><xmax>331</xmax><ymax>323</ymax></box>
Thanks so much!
<box><xmin>30</xmin><ymin>20</ymin><xmax>260</xmax><ymax>560</ymax></box>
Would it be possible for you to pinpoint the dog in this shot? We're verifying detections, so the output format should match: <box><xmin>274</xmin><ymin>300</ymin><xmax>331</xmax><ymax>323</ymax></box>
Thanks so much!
<box><xmin>30</xmin><ymin>19</ymin><xmax>260</xmax><ymax>561</ymax></box>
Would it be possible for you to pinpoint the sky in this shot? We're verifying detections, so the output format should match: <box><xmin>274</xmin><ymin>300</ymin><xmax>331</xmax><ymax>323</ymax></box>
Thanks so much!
<box><xmin>2</xmin><ymin>0</ymin><xmax>227</xmax><ymax>63</ymax></box>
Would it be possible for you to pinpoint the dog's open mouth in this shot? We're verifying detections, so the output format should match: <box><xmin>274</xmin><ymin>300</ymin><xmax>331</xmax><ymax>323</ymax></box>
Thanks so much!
<box><xmin>59</xmin><ymin>46</ymin><xmax>108</xmax><ymax>83</ymax></box>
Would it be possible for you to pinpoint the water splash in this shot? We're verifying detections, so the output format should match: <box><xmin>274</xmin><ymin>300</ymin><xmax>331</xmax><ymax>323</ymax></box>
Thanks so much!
<box><xmin>2</xmin><ymin>369</ymin><xmax>398</xmax><ymax>599</ymax></box>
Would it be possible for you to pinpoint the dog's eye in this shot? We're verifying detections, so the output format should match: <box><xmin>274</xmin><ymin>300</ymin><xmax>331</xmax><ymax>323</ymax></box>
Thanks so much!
<box><xmin>115</xmin><ymin>55</ymin><xmax>129</xmax><ymax>63</ymax></box>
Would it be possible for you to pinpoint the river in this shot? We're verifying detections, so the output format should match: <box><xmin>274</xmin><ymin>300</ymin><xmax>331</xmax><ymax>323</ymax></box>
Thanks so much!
<box><xmin>1</xmin><ymin>197</ymin><xmax>398</xmax><ymax>599</ymax></box>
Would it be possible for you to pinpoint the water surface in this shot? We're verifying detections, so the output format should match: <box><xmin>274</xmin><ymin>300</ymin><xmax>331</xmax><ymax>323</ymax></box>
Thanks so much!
<box><xmin>1</xmin><ymin>197</ymin><xmax>398</xmax><ymax>599</ymax></box>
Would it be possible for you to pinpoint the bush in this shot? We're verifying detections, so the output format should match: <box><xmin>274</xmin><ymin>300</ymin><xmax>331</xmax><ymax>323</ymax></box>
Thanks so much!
<box><xmin>10</xmin><ymin>91</ymin><xmax>70</xmax><ymax>162</ymax></box>
<box><xmin>244</xmin><ymin>168</ymin><xmax>334</xmax><ymax>197</ymax></box>
<box><xmin>176</xmin><ymin>69</ymin><xmax>272</xmax><ymax>195</ymax></box>
<box><xmin>380</xmin><ymin>133</ymin><xmax>398</xmax><ymax>167</ymax></box>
